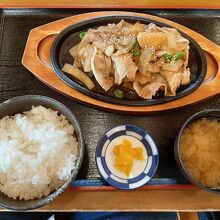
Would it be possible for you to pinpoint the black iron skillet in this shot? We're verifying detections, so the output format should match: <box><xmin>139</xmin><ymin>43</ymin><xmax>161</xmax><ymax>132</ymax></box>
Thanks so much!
<box><xmin>50</xmin><ymin>15</ymin><xmax>206</xmax><ymax>106</ymax></box>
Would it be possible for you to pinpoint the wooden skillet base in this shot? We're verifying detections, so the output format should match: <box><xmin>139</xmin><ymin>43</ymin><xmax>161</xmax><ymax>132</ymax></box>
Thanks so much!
<box><xmin>22</xmin><ymin>11</ymin><xmax>220</xmax><ymax>114</ymax></box>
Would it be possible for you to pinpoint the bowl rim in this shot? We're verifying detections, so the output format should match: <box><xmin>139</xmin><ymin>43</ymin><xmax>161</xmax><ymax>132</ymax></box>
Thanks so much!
<box><xmin>0</xmin><ymin>95</ymin><xmax>84</xmax><ymax>210</ymax></box>
<box><xmin>50</xmin><ymin>14</ymin><xmax>207</xmax><ymax>106</ymax></box>
<box><xmin>95</xmin><ymin>124</ymin><xmax>159</xmax><ymax>190</ymax></box>
<box><xmin>175</xmin><ymin>108</ymin><xmax>220</xmax><ymax>194</ymax></box>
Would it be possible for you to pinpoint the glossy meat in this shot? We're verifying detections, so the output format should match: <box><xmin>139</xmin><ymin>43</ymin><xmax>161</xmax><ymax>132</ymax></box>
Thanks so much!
<box><xmin>66</xmin><ymin>20</ymin><xmax>191</xmax><ymax>99</ymax></box>
<box><xmin>91</xmin><ymin>47</ymin><xmax>113</xmax><ymax>91</ymax></box>
<box><xmin>112</xmin><ymin>53</ymin><xmax>138</xmax><ymax>84</ymax></box>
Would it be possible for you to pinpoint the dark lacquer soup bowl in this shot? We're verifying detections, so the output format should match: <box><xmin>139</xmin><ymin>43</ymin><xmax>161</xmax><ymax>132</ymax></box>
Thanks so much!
<box><xmin>174</xmin><ymin>109</ymin><xmax>220</xmax><ymax>194</ymax></box>
<box><xmin>50</xmin><ymin>15</ymin><xmax>207</xmax><ymax>106</ymax></box>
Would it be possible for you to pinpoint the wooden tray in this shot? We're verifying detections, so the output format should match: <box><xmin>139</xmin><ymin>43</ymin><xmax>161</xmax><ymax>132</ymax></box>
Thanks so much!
<box><xmin>22</xmin><ymin>11</ymin><xmax>220</xmax><ymax>114</ymax></box>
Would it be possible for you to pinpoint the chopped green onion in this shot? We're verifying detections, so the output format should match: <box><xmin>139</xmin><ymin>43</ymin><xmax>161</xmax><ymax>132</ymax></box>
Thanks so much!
<box><xmin>163</xmin><ymin>53</ymin><xmax>173</xmax><ymax>62</ymax></box>
<box><xmin>132</xmin><ymin>38</ymin><xmax>141</xmax><ymax>57</ymax></box>
<box><xmin>114</xmin><ymin>89</ymin><xmax>124</xmax><ymax>98</ymax></box>
<box><xmin>79</xmin><ymin>32</ymin><xmax>86</xmax><ymax>39</ymax></box>
<box><xmin>173</xmin><ymin>51</ymin><xmax>184</xmax><ymax>61</ymax></box>
<box><xmin>132</xmin><ymin>50</ymin><xmax>141</xmax><ymax>57</ymax></box>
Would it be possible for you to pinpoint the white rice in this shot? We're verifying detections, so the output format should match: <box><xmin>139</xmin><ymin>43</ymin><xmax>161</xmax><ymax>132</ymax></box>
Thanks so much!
<box><xmin>0</xmin><ymin>106</ymin><xmax>78</xmax><ymax>200</ymax></box>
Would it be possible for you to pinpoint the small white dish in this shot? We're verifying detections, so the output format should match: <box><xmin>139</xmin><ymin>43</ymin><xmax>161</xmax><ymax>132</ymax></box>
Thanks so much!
<box><xmin>96</xmin><ymin>125</ymin><xmax>159</xmax><ymax>190</ymax></box>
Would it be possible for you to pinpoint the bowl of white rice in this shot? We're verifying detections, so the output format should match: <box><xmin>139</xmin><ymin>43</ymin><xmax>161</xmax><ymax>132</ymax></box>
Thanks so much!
<box><xmin>0</xmin><ymin>95</ymin><xmax>84</xmax><ymax>210</ymax></box>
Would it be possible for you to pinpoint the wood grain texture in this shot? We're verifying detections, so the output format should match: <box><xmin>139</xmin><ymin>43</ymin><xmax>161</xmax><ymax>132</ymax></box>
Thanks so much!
<box><xmin>1</xmin><ymin>0</ymin><xmax>220</xmax><ymax>8</ymax></box>
<box><xmin>178</xmin><ymin>212</ymin><xmax>199</xmax><ymax>220</ymax></box>
<box><xmin>1</xmin><ymin>9</ymin><xmax>220</xmax><ymax>211</ymax></box>
<box><xmin>31</xmin><ymin>189</ymin><xmax>220</xmax><ymax>211</ymax></box>
<box><xmin>22</xmin><ymin>11</ymin><xmax>220</xmax><ymax>114</ymax></box>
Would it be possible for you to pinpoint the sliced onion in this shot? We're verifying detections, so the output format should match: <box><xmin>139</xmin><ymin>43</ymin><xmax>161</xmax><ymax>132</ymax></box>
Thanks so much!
<box><xmin>137</xmin><ymin>32</ymin><xmax>166</xmax><ymax>49</ymax></box>
<box><xmin>69</xmin><ymin>44</ymin><xmax>79</xmax><ymax>58</ymax></box>
<box><xmin>138</xmin><ymin>47</ymin><xmax>154</xmax><ymax>75</ymax></box>
<box><xmin>165</xmin><ymin>32</ymin><xmax>177</xmax><ymax>50</ymax></box>
<box><xmin>131</xmin><ymin>22</ymin><xmax>145</xmax><ymax>35</ymax></box>
<box><xmin>147</xmin><ymin>63</ymin><xmax>161</xmax><ymax>73</ymax></box>
<box><xmin>162</xmin><ymin>59</ymin><xmax>184</xmax><ymax>72</ymax></box>
<box><xmin>62</xmin><ymin>63</ymin><xmax>95</xmax><ymax>89</ymax></box>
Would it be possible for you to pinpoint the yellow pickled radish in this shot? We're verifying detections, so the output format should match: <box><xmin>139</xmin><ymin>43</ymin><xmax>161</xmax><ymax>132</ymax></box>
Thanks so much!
<box><xmin>113</xmin><ymin>139</ymin><xmax>144</xmax><ymax>176</ymax></box>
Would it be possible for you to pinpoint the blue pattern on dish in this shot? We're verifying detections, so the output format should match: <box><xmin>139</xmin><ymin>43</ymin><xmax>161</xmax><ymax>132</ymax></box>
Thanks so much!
<box><xmin>96</xmin><ymin>125</ymin><xmax>159</xmax><ymax>190</ymax></box>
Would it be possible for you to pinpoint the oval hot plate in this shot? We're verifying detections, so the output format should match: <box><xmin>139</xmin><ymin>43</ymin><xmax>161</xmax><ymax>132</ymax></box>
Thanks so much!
<box><xmin>50</xmin><ymin>15</ymin><xmax>206</xmax><ymax>106</ymax></box>
<box><xmin>22</xmin><ymin>11</ymin><xmax>220</xmax><ymax>114</ymax></box>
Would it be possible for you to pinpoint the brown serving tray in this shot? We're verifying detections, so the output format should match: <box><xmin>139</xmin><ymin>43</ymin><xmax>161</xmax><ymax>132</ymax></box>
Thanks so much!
<box><xmin>22</xmin><ymin>11</ymin><xmax>220</xmax><ymax>114</ymax></box>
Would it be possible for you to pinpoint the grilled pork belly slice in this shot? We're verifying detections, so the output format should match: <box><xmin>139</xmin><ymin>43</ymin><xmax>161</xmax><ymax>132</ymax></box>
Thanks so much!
<box><xmin>112</xmin><ymin>53</ymin><xmax>138</xmax><ymax>85</ymax></box>
<box><xmin>133</xmin><ymin>73</ymin><xmax>167</xmax><ymax>99</ymax></box>
<box><xmin>91</xmin><ymin>47</ymin><xmax>113</xmax><ymax>91</ymax></box>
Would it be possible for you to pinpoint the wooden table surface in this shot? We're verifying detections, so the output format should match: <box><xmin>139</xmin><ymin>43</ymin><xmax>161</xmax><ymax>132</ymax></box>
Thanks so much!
<box><xmin>39</xmin><ymin>189</ymin><xmax>220</xmax><ymax>211</ymax></box>
<box><xmin>1</xmin><ymin>0</ymin><xmax>220</xmax><ymax>8</ymax></box>
<box><xmin>0</xmin><ymin>8</ymin><xmax>220</xmax><ymax>211</ymax></box>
